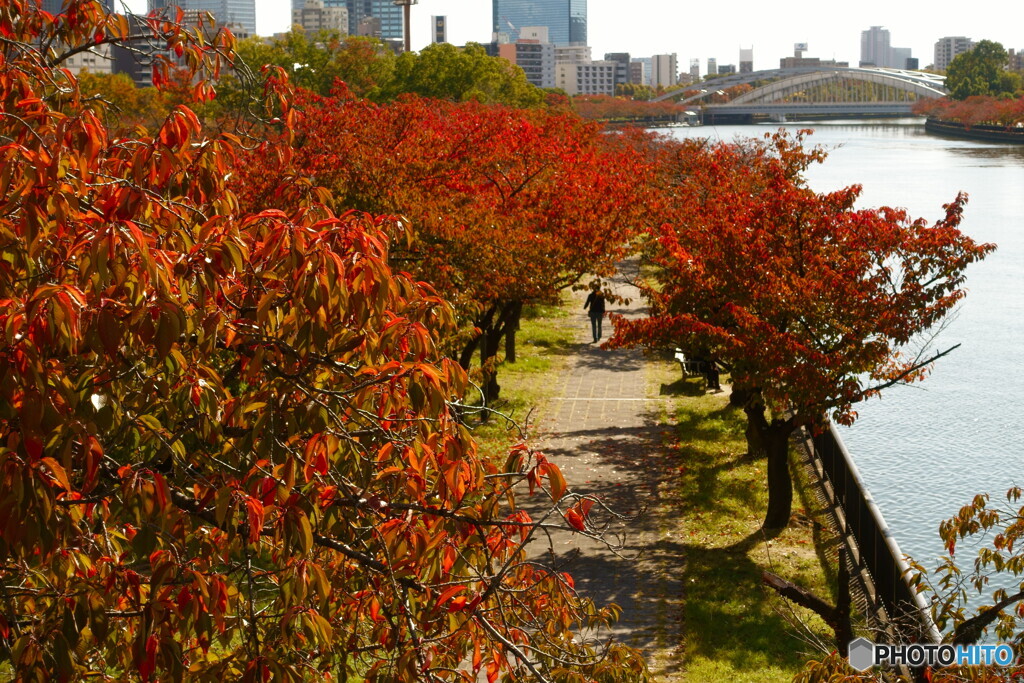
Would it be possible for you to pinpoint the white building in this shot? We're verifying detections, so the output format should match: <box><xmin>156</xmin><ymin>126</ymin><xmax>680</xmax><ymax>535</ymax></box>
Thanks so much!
<box><xmin>64</xmin><ymin>42</ymin><xmax>113</xmax><ymax>75</ymax></box>
<box><xmin>860</xmin><ymin>26</ymin><xmax>890</xmax><ymax>67</ymax></box>
<box><xmin>651</xmin><ymin>53</ymin><xmax>677</xmax><ymax>88</ymax></box>
<box><xmin>739</xmin><ymin>47</ymin><xmax>753</xmax><ymax>73</ymax></box>
<box><xmin>554</xmin><ymin>45</ymin><xmax>616</xmax><ymax>95</ymax></box>
<box><xmin>498</xmin><ymin>29</ymin><xmax>556</xmax><ymax>89</ymax></box>
<box><xmin>934</xmin><ymin>36</ymin><xmax>974</xmax><ymax>71</ymax></box>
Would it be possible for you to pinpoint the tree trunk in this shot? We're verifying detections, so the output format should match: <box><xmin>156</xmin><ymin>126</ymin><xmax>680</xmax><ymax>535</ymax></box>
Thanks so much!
<box><xmin>762</xmin><ymin>424</ymin><xmax>794</xmax><ymax>529</ymax></box>
<box><xmin>460</xmin><ymin>304</ymin><xmax>497</xmax><ymax>371</ymax></box>
<box><xmin>458</xmin><ymin>335</ymin><xmax>480</xmax><ymax>371</ymax></box>
<box><xmin>742</xmin><ymin>391</ymin><xmax>795</xmax><ymax>529</ymax></box>
<box><xmin>480</xmin><ymin>302</ymin><xmax>520</xmax><ymax>404</ymax></box>
<box><xmin>482</xmin><ymin>325</ymin><xmax>503</xmax><ymax>403</ymax></box>
<box><xmin>731</xmin><ymin>387</ymin><xmax>766</xmax><ymax>458</ymax></box>
<box><xmin>504</xmin><ymin>301</ymin><xmax>523</xmax><ymax>364</ymax></box>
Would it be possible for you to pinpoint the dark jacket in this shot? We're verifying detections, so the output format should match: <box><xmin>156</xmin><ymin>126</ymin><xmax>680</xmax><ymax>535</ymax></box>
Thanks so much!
<box><xmin>584</xmin><ymin>291</ymin><xmax>605</xmax><ymax>318</ymax></box>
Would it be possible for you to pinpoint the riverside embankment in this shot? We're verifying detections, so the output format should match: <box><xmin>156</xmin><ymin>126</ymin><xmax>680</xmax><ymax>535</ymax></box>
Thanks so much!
<box><xmin>480</xmin><ymin>266</ymin><xmax>836</xmax><ymax>681</ymax></box>
<box><xmin>925</xmin><ymin>117</ymin><xmax>1024</xmax><ymax>143</ymax></box>
<box><xmin>667</xmin><ymin>120</ymin><xmax>1024</xmax><ymax>580</ymax></box>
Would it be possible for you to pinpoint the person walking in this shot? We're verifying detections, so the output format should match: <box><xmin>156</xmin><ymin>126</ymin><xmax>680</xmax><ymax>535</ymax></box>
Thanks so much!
<box><xmin>584</xmin><ymin>281</ymin><xmax>606</xmax><ymax>343</ymax></box>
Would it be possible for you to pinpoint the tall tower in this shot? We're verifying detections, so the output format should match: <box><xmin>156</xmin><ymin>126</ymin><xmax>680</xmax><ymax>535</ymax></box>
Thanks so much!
<box><xmin>739</xmin><ymin>47</ymin><xmax>753</xmax><ymax>73</ymax></box>
<box><xmin>860</xmin><ymin>26</ymin><xmax>891</xmax><ymax>68</ymax></box>
<box><xmin>431</xmin><ymin>15</ymin><xmax>447</xmax><ymax>44</ymax></box>
<box><xmin>492</xmin><ymin>0</ymin><xmax>586</xmax><ymax>46</ymax></box>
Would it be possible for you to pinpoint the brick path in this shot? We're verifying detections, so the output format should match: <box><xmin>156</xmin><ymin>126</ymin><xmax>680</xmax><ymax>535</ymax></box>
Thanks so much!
<box><xmin>526</xmin><ymin>262</ymin><xmax>687</xmax><ymax>679</ymax></box>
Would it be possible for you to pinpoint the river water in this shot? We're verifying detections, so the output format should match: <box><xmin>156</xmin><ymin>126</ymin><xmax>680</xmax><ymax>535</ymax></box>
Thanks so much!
<box><xmin>664</xmin><ymin>120</ymin><xmax>1024</xmax><ymax>576</ymax></box>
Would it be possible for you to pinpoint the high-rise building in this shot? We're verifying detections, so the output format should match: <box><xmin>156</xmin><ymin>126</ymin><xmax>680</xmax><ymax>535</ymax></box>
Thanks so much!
<box><xmin>628</xmin><ymin>59</ymin><xmax>644</xmax><ymax>85</ymax></box>
<box><xmin>706</xmin><ymin>57</ymin><xmax>717</xmax><ymax>76</ymax></box>
<box><xmin>431</xmin><ymin>15</ymin><xmax>447</xmax><ymax>43</ymax></box>
<box><xmin>497</xmin><ymin>28</ymin><xmax>555</xmax><ymax>88</ymax></box>
<box><xmin>37</xmin><ymin>0</ymin><xmax>119</xmax><ymax>13</ymax></box>
<box><xmin>860</xmin><ymin>25</ymin><xmax>890</xmax><ymax>67</ymax></box>
<box><xmin>149</xmin><ymin>0</ymin><xmax>256</xmax><ymax>37</ymax></box>
<box><xmin>861</xmin><ymin>25</ymin><xmax>913</xmax><ymax>69</ymax></box>
<box><xmin>1009</xmin><ymin>49</ymin><xmax>1024</xmax><ymax>72</ymax></box>
<box><xmin>650</xmin><ymin>53</ymin><xmax>676</xmax><ymax>88</ymax></box>
<box><xmin>689</xmin><ymin>58</ymin><xmax>699</xmax><ymax>82</ymax></box>
<box><xmin>632</xmin><ymin>57</ymin><xmax>651</xmax><ymax>86</ymax></box>
<box><xmin>492</xmin><ymin>0</ymin><xmax>586</xmax><ymax>46</ymax></box>
<box><xmin>934</xmin><ymin>36</ymin><xmax>974</xmax><ymax>71</ymax></box>
<box><xmin>293</xmin><ymin>0</ymin><xmax>347</xmax><ymax>34</ymax></box>
<box><xmin>346</xmin><ymin>0</ymin><xmax>403</xmax><ymax>42</ymax></box>
<box><xmin>891</xmin><ymin>47</ymin><xmax>911</xmax><ymax>70</ymax></box>
<box><xmin>604</xmin><ymin>52</ymin><xmax>630</xmax><ymax>88</ymax></box>
<box><xmin>739</xmin><ymin>47</ymin><xmax>753</xmax><ymax>73</ymax></box>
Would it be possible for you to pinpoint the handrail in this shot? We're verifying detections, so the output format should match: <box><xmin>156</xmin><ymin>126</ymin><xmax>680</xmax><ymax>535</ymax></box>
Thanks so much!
<box><xmin>804</xmin><ymin>422</ymin><xmax>941</xmax><ymax>644</ymax></box>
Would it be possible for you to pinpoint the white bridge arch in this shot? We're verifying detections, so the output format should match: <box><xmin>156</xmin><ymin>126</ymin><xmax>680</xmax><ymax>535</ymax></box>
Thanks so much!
<box><xmin>653</xmin><ymin>68</ymin><xmax>947</xmax><ymax>121</ymax></box>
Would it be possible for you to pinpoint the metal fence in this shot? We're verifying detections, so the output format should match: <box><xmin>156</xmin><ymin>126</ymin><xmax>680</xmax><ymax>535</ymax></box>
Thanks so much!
<box><xmin>802</xmin><ymin>422</ymin><xmax>941</xmax><ymax>645</ymax></box>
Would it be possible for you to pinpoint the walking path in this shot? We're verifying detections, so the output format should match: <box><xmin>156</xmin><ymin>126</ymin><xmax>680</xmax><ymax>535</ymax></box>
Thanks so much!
<box><xmin>526</xmin><ymin>262</ymin><xmax>687</xmax><ymax>679</ymax></box>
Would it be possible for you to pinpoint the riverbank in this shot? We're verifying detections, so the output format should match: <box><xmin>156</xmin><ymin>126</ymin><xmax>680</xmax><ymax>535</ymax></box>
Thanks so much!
<box><xmin>925</xmin><ymin>117</ymin><xmax>1024</xmax><ymax>144</ymax></box>
<box><xmin>473</xmin><ymin>275</ymin><xmax>838</xmax><ymax>680</ymax></box>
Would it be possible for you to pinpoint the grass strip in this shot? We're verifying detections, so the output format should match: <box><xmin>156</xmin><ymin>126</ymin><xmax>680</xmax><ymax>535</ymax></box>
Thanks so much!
<box><xmin>648</xmin><ymin>356</ymin><xmax>838</xmax><ymax>682</ymax></box>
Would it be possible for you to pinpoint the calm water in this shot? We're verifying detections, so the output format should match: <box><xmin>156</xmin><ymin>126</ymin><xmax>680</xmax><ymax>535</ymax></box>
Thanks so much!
<box><xmin>665</xmin><ymin>120</ymin><xmax>1024</xmax><ymax>575</ymax></box>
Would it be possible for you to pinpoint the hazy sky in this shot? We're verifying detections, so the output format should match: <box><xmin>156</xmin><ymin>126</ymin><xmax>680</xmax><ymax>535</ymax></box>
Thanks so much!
<box><xmin>126</xmin><ymin>1</ymin><xmax>1020</xmax><ymax>73</ymax></box>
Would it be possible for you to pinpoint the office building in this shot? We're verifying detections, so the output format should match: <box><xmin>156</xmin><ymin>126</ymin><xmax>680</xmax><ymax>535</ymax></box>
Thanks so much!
<box><xmin>64</xmin><ymin>43</ymin><xmax>113</xmax><ymax>75</ymax></box>
<box><xmin>149</xmin><ymin>0</ymin><xmax>255</xmax><ymax>37</ymax></box>
<box><xmin>860</xmin><ymin>26</ymin><xmax>890</xmax><ymax>67</ymax></box>
<box><xmin>632</xmin><ymin>57</ymin><xmax>652</xmax><ymax>85</ymax></box>
<box><xmin>688</xmin><ymin>58</ymin><xmax>699</xmax><ymax>82</ymax></box>
<box><xmin>346</xmin><ymin>0</ymin><xmax>403</xmax><ymax>42</ymax></box>
<box><xmin>891</xmin><ymin>47</ymin><xmax>912</xmax><ymax>70</ymax></box>
<box><xmin>1010</xmin><ymin>49</ymin><xmax>1023</xmax><ymax>72</ymax></box>
<box><xmin>293</xmin><ymin>0</ymin><xmax>348</xmax><ymax>34</ymax></box>
<box><xmin>498</xmin><ymin>29</ymin><xmax>555</xmax><ymax>88</ymax></box>
<box><xmin>861</xmin><ymin>25</ymin><xmax>914</xmax><ymax>69</ymax></box>
<box><xmin>557</xmin><ymin>60</ymin><xmax>615</xmax><ymax>95</ymax></box>
<box><xmin>38</xmin><ymin>0</ymin><xmax>119</xmax><ymax>11</ymax></box>
<box><xmin>432</xmin><ymin>15</ymin><xmax>447</xmax><ymax>43</ymax></box>
<box><xmin>492</xmin><ymin>0</ymin><xmax>586</xmax><ymax>46</ymax></box>
<box><xmin>934</xmin><ymin>36</ymin><xmax>973</xmax><ymax>71</ymax></box>
<box><xmin>650</xmin><ymin>53</ymin><xmax>676</xmax><ymax>88</ymax></box>
<box><xmin>604</xmin><ymin>52</ymin><xmax>631</xmax><ymax>87</ymax></box>
<box><xmin>628</xmin><ymin>59</ymin><xmax>644</xmax><ymax>85</ymax></box>
<box><xmin>739</xmin><ymin>47</ymin><xmax>753</xmax><ymax>73</ymax></box>
<box><xmin>707</xmin><ymin>57</ymin><xmax>717</xmax><ymax>76</ymax></box>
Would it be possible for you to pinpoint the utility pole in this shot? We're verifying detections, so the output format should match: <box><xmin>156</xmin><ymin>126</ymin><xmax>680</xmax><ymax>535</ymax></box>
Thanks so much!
<box><xmin>393</xmin><ymin>0</ymin><xmax>417</xmax><ymax>53</ymax></box>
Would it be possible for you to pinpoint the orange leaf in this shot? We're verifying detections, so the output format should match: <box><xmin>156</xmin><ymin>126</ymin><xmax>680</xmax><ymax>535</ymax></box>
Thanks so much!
<box><xmin>547</xmin><ymin>462</ymin><xmax>567</xmax><ymax>501</ymax></box>
<box><xmin>41</xmin><ymin>457</ymin><xmax>71</xmax><ymax>492</ymax></box>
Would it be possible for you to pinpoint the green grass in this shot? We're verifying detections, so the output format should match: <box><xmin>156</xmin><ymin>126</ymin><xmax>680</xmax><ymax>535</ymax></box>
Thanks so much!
<box><xmin>459</xmin><ymin>298</ymin><xmax>839</xmax><ymax>681</ymax></box>
<box><xmin>465</xmin><ymin>299</ymin><xmax>577</xmax><ymax>460</ymax></box>
<box><xmin>648</xmin><ymin>360</ymin><xmax>837</xmax><ymax>682</ymax></box>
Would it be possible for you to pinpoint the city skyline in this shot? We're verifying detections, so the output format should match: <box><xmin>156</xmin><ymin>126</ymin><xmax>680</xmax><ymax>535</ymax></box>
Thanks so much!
<box><xmin>112</xmin><ymin>0</ymin><xmax>1019</xmax><ymax>72</ymax></box>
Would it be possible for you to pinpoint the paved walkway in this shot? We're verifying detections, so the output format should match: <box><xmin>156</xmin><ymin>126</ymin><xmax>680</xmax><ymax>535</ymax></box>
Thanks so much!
<box><xmin>526</xmin><ymin>262</ymin><xmax>687</xmax><ymax>680</ymax></box>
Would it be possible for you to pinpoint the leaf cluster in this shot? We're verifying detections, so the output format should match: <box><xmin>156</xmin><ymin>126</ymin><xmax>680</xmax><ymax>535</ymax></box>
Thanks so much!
<box><xmin>0</xmin><ymin>3</ymin><xmax>648</xmax><ymax>681</ymax></box>
<box><xmin>946</xmin><ymin>40</ymin><xmax>1022</xmax><ymax>100</ymax></box>
<box><xmin>609</xmin><ymin>130</ymin><xmax>994</xmax><ymax>430</ymax></box>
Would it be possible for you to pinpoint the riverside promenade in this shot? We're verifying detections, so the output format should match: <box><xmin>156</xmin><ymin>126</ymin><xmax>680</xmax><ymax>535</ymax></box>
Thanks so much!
<box><xmin>526</xmin><ymin>261</ymin><xmax>687</xmax><ymax>679</ymax></box>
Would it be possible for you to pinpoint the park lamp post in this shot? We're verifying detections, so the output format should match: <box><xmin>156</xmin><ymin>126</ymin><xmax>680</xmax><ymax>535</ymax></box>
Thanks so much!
<box><xmin>393</xmin><ymin>0</ymin><xmax>417</xmax><ymax>54</ymax></box>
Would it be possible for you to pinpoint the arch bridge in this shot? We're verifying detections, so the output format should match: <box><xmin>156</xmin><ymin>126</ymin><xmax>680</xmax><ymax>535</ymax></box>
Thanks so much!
<box><xmin>654</xmin><ymin>67</ymin><xmax>947</xmax><ymax>122</ymax></box>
